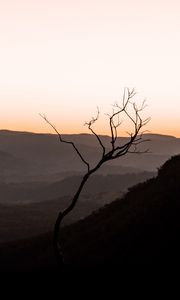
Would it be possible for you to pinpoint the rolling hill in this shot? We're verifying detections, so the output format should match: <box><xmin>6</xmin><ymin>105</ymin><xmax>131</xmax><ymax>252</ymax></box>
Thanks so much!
<box><xmin>0</xmin><ymin>171</ymin><xmax>154</xmax><ymax>204</ymax></box>
<box><xmin>0</xmin><ymin>171</ymin><xmax>154</xmax><ymax>243</ymax></box>
<box><xmin>0</xmin><ymin>130</ymin><xmax>180</xmax><ymax>183</ymax></box>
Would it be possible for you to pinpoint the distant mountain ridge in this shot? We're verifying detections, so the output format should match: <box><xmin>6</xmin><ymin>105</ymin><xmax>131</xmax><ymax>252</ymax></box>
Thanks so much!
<box><xmin>0</xmin><ymin>130</ymin><xmax>179</xmax><ymax>182</ymax></box>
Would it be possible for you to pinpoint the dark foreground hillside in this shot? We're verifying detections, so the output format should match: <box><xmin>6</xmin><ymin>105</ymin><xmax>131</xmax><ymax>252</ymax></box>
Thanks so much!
<box><xmin>61</xmin><ymin>155</ymin><xmax>180</xmax><ymax>264</ymax></box>
<box><xmin>0</xmin><ymin>155</ymin><xmax>180</xmax><ymax>270</ymax></box>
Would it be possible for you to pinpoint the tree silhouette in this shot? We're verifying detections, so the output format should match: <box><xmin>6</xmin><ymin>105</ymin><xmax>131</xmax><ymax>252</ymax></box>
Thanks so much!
<box><xmin>40</xmin><ymin>88</ymin><xmax>150</xmax><ymax>267</ymax></box>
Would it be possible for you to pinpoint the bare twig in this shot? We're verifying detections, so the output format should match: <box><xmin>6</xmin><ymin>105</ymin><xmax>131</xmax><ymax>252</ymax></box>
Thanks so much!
<box><xmin>84</xmin><ymin>107</ymin><xmax>106</xmax><ymax>157</ymax></box>
<box><xmin>39</xmin><ymin>114</ymin><xmax>90</xmax><ymax>172</ymax></box>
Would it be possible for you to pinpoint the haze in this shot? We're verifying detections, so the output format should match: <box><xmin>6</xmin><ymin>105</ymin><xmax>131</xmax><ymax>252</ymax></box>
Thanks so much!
<box><xmin>0</xmin><ymin>0</ymin><xmax>180</xmax><ymax>136</ymax></box>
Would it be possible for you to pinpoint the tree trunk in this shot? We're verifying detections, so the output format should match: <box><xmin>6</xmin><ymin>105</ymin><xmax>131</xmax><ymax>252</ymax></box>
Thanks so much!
<box><xmin>53</xmin><ymin>172</ymin><xmax>91</xmax><ymax>268</ymax></box>
<box><xmin>53</xmin><ymin>212</ymin><xmax>64</xmax><ymax>268</ymax></box>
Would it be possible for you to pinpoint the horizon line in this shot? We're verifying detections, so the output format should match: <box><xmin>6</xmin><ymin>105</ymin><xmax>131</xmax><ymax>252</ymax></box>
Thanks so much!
<box><xmin>0</xmin><ymin>128</ymin><xmax>179</xmax><ymax>139</ymax></box>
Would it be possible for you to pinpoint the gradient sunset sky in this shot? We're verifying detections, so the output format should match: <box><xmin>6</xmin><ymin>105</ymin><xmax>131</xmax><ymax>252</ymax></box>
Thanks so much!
<box><xmin>0</xmin><ymin>0</ymin><xmax>180</xmax><ymax>136</ymax></box>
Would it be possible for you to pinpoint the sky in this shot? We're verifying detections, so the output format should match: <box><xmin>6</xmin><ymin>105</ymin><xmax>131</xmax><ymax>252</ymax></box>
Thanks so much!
<box><xmin>0</xmin><ymin>0</ymin><xmax>180</xmax><ymax>136</ymax></box>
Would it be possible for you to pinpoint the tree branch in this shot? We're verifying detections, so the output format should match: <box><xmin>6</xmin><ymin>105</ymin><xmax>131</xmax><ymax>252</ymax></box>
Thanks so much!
<box><xmin>39</xmin><ymin>114</ymin><xmax>90</xmax><ymax>172</ymax></box>
<box><xmin>84</xmin><ymin>107</ymin><xmax>106</xmax><ymax>158</ymax></box>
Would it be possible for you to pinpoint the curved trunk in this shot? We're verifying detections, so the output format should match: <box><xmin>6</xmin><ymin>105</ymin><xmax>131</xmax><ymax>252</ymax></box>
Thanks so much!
<box><xmin>52</xmin><ymin>160</ymin><xmax>105</xmax><ymax>268</ymax></box>
<box><xmin>53</xmin><ymin>172</ymin><xmax>91</xmax><ymax>268</ymax></box>
<box><xmin>53</xmin><ymin>212</ymin><xmax>64</xmax><ymax>267</ymax></box>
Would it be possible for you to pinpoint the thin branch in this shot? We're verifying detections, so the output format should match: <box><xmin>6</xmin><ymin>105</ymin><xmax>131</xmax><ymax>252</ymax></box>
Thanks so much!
<box><xmin>109</xmin><ymin>89</ymin><xmax>131</xmax><ymax>150</ymax></box>
<box><xmin>39</xmin><ymin>114</ymin><xmax>90</xmax><ymax>172</ymax></box>
<box><xmin>103</xmin><ymin>91</ymin><xmax>150</xmax><ymax>160</ymax></box>
<box><xmin>84</xmin><ymin>107</ymin><xmax>106</xmax><ymax>157</ymax></box>
<box><xmin>128</xmin><ymin>148</ymin><xmax>150</xmax><ymax>154</ymax></box>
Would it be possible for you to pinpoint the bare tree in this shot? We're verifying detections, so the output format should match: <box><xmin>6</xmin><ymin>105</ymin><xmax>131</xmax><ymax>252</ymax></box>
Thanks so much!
<box><xmin>40</xmin><ymin>88</ymin><xmax>150</xmax><ymax>267</ymax></box>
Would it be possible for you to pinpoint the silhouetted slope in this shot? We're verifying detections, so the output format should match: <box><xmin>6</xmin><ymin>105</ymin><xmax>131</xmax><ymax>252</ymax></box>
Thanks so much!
<box><xmin>60</xmin><ymin>154</ymin><xmax>180</xmax><ymax>263</ymax></box>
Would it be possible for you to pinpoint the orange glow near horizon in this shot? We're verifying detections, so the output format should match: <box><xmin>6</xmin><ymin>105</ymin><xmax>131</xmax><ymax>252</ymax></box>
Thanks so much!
<box><xmin>0</xmin><ymin>0</ymin><xmax>180</xmax><ymax>138</ymax></box>
<box><xmin>2</xmin><ymin>116</ymin><xmax>180</xmax><ymax>138</ymax></box>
